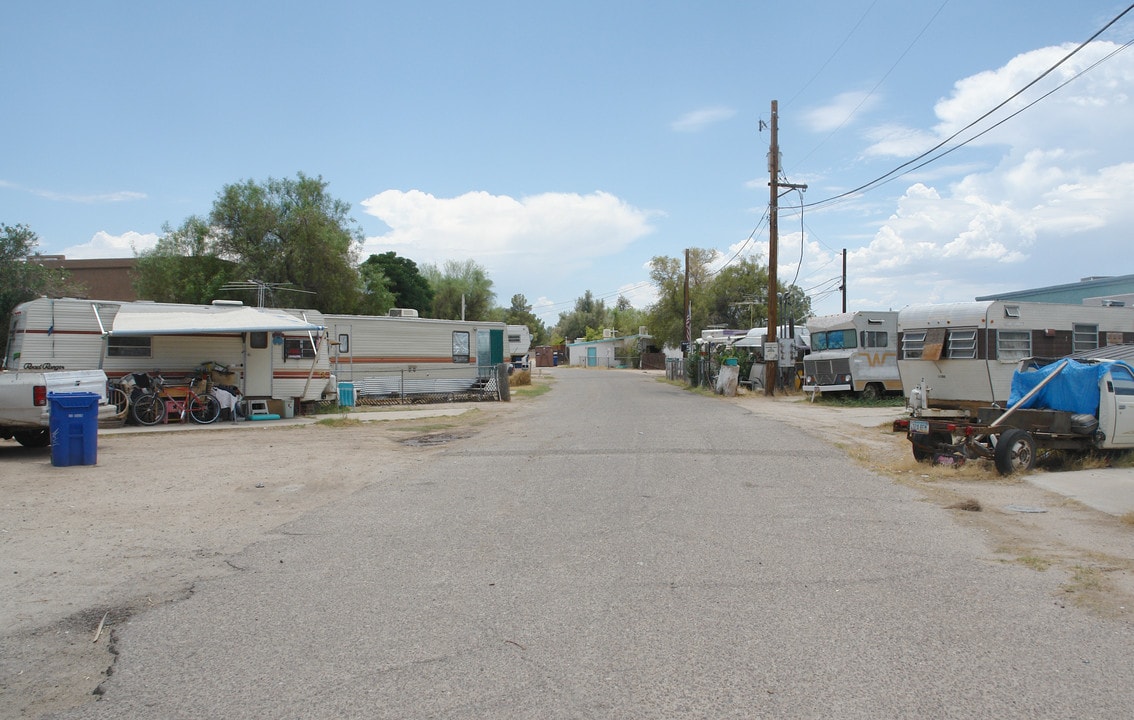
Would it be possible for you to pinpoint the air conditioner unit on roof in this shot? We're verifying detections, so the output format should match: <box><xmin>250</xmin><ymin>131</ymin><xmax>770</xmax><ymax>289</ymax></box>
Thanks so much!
<box><xmin>388</xmin><ymin>308</ymin><xmax>419</xmax><ymax>318</ymax></box>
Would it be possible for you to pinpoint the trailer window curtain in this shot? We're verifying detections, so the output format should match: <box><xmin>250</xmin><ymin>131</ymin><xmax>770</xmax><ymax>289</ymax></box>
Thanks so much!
<box><xmin>452</xmin><ymin>331</ymin><xmax>470</xmax><ymax>363</ymax></box>
<box><xmin>107</xmin><ymin>336</ymin><xmax>151</xmax><ymax>358</ymax></box>
<box><xmin>996</xmin><ymin>330</ymin><xmax>1031</xmax><ymax>361</ymax></box>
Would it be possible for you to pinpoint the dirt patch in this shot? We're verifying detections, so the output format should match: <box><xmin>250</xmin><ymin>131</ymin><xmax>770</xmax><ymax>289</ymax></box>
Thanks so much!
<box><xmin>0</xmin><ymin>408</ymin><xmax>506</xmax><ymax>720</ymax></box>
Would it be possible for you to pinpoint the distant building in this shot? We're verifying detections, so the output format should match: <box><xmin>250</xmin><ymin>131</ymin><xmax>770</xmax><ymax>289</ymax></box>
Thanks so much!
<box><xmin>975</xmin><ymin>274</ymin><xmax>1134</xmax><ymax>307</ymax></box>
<box><xmin>30</xmin><ymin>255</ymin><xmax>139</xmax><ymax>301</ymax></box>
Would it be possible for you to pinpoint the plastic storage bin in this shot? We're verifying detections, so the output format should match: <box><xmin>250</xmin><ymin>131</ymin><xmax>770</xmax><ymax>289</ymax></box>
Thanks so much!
<box><xmin>48</xmin><ymin>392</ymin><xmax>100</xmax><ymax>467</ymax></box>
<box><xmin>338</xmin><ymin>382</ymin><xmax>355</xmax><ymax>407</ymax></box>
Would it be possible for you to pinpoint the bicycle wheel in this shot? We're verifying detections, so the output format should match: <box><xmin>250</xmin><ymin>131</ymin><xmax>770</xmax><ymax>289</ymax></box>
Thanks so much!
<box><xmin>131</xmin><ymin>392</ymin><xmax>166</xmax><ymax>426</ymax></box>
<box><xmin>189</xmin><ymin>393</ymin><xmax>221</xmax><ymax>424</ymax></box>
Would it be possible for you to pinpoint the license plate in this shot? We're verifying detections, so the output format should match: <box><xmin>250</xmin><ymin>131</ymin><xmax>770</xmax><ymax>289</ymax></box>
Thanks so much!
<box><xmin>910</xmin><ymin>419</ymin><xmax>930</xmax><ymax>434</ymax></box>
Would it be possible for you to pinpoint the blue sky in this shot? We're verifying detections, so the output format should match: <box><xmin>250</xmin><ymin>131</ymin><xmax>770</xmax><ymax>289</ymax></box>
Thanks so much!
<box><xmin>3</xmin><ymin>1</ymin><xmax>1133</xmax><ymax>326</ymax></box>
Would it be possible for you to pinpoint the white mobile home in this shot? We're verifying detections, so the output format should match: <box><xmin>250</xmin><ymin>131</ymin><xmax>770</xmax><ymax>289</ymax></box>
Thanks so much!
<box><xmin>4</xmin><ymin>297</ymin><xmax>333</xmax><ymax>405</ymax></box>
<box><xmin>323</xmin><ymin>312</ymin><xmax>507</xmax><ymax>399</ymax></box>
<box><xmin>507</xmin><ymin>324</ymin><xmax>532</xmax><ymax>368</ymax></box>
<box><xmin>803</xmin><ymin>311</ymin><xmax>900</xmax><ymax>399</ymax></box>
<box><xmin>898</xmin><ymin>300</ymin><xmax>1134</xmax><ymax>412</ymax></box>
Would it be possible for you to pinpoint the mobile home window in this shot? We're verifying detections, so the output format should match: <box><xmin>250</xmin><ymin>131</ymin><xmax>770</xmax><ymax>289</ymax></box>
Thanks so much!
<box><xmin>452</xmin><ymin>331</ymin><xmax>471</xmax><ymax>363</ymax></box>
<box><xmin>249</xmin><ymin>332</ymin><xmax>268</xmax><ymax>349</ymax></box>
<box><xmin>1073</xmin><ymin>324</ymin><xmax>1099</xmax><ymax>353</ymax></box>
<box><xmin>996</xmin><ymin>330</ymin><xmax>1031</xmax><ymax>361</ymax></box>
<box><xmin>107</xmin><ymin>335</ymin><xmax>151</xmax><ymax>358</ymax></box>
<box><xmin>283</xmin><ymin>337</ymin><xmax>316</xmax><ymax>360</ymax></box>
<box><xmin>861</xmin><ymin>331</ymin><xmax>888</xmax><ymax>348</ymax></box>
<box><xmin>901</xmin><ymin>330</ymin><xmax>926</xmax><ymax>359</ymax></box>
<box><xmin>336</xmin><ymin>333</ymin><xmax>349</xmax><ymax>354</ymax></box>
<box><xmin>508</xmin><ymin>333</ymin><xmax>522</xmax><ymax>344</ymax></box>
<box><xmin>945</xmin><ymin>329</ymin><xmax>977</xmax><ymax>359</ymax></box>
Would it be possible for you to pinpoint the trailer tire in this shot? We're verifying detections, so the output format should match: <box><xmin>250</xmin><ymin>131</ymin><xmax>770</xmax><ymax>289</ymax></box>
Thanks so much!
<box><xmin>994</xmin><ymin>429</ymin><xmax>1037</xmax><ymax>476</ymax></box>
<box><xmin>861</xmin><ymin>383</ymin><xmax>883</xmax><ymax>401</ymax></box>
<box><xmin>911</xmin><ymin>431</ymin><xmax>950</xmax><ymax>462</ymax></box>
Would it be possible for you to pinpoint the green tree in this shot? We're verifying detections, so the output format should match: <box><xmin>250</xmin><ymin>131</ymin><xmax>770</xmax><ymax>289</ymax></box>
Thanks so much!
<box><xmin>555</xmin><ymin>290</ymin><xmax>608</xmax><ymax>343</ymax></box>
<box><xmin>502</xmin><ymin>293</ymin><xmax>549</xmax><ymax>345</ymax></box>
<box><xmin>360</xmin><ymin>251</ymin><xmax>433</xmax><ymax>314</ymax></box>
<box><xmin>0</xmin><ymin>224</ymin><xmax>77</xmax><ymax>361</ymax></box>
<box><xmin>356</xmin><ymin>259</ymin><xmax>397</xmax><ymax>316</ymax></box>
<box><xmin>608</xmin><ymin>294</ymin><xmax>647</xmax><ymax>338</ymax></box>
<box><xmin>134</xmin><ymin>216</ymin><xmax>239</xmax><ymax>304</ymax></box>
<box><xmin>423</xmin><ymin>259</ymin><xmax>495</xmax><ymax>320</ymax></box>
<box><xmin>208</xmin><ymin>173</ymin><xmax>363</xmax><ymax>312</ymax></box>
<box><xmin>643</xmin><ymin>249</ymin><xmax>714</xmax><ymax>350</ymax></box>
<box><xmin>644</xmin><ymin>248</ymin><xmax>809</xmax><ymax>350</ymax></box>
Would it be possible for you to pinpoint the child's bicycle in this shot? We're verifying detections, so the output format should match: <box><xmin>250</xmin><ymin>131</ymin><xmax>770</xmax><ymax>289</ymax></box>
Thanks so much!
<box><xmin>130</xmin><ymin>371</ymin><xmax>221</xmax><ymax>426</ymax></box>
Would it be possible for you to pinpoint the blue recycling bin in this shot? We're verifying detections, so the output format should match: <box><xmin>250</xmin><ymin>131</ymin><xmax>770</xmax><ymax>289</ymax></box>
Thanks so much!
<box><xmin>337</xmin><ymin>382</ymin><xmax>355</xmax><ymax>407</ymax></box>
<box><xmin>48</xmin><ymin>392</ymin><xmax>100</xmax><ymax>467</ymax></box>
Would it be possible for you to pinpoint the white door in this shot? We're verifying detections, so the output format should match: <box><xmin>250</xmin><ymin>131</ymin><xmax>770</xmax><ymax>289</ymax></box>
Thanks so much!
<box><xmin>244</xmin><ymin>331</ymin><xmax>273</xmax><ymax>397</ymax></box>
<box><xmin>1108</xmin><ymin>364</ymin><xmax>1134</xmax><ymax>446</ymax></box>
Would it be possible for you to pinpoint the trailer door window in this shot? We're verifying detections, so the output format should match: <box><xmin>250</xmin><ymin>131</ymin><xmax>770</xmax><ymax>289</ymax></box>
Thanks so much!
<box><xmin>107</xmin><ymin>336</ymin><xmax>151</xmax><ymax>358</ymax></box>
<box><xmin>997</xmin><ymin>330</ymin><xmax>1031</xmax><ymax>361</ymax></box>
<box><xmin>1073</xmin><ymin>324</ymin><xmax>1099</xmax><ymax>353</ymax></box>
<box><xmin>452</xmin><ymin>331</ymin><xmax>470</xmax><ymax>363</ymax></box>
<box><xmin>901</xmin><ymin>331</ymin><xmax>926</xmax><ymax>359</ymax></box>
<box><xmin>946</xmin><ymin>329</ymin><xmax>977</xmax><ymax>359</ymax></box>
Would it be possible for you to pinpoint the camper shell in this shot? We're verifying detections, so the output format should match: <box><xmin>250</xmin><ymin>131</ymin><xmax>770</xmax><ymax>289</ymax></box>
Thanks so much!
<box><xmin>802</xmin><ymin>311</ymin><xmax>899</xmax><ymax>399</ymax></box>
<box><xmin>4</xmin><ymin>297</ymin><xmax>333</xmax><ymax>410</ymax></box>
<box><xmin>323</xmin><ymin>312</ymin><xmax>507</xmax><ymax>401</ymax></box>
<box><xmin>898</xmin><ymin>300</ymin><xmax>1134</xmax><ymax>416</ymax></box>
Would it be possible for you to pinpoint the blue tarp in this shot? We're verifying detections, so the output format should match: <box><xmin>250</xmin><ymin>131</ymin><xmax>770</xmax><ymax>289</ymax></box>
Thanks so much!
<box><xmin>1008</xmin><ymin>359</ymin><xmax>1125</xmax><ymax>415</ymax></box>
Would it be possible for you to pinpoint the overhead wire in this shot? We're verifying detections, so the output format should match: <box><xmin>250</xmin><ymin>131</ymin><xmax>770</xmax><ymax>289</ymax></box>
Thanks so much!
<box><xmin>795</xmin><ymin>2</ymin><xmax>1134</xmax><ymax>211</ymax></box>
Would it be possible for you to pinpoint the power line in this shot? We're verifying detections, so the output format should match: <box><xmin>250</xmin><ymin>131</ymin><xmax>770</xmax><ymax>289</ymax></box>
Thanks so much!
<box><xmin>796</xmin><ymin>2</ymin><xmax>1134</xmax><ymax>211</ymax></box>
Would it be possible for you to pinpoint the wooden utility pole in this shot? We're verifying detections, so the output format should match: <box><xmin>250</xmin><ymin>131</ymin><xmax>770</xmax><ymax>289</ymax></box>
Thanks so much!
<box><xmin>841</xmin><ymin>248</ymin><xmax>847</xmax><ymax>313</ymax></box>
<box><xmin>765</xmin><ymin>100</ymin><xmax>807</xmax><ymax>396</ymax></box>
<box><xmin>683</xmin><ymin>248</ymin><xmax>691</xmax><ymax>351</ymax></box>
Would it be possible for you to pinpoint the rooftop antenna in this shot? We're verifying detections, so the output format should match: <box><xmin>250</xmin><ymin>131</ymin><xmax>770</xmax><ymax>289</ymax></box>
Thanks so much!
<box><xmin>218</xmin><ymin>279</ymin><xmax>316</xmax><ymax>308</ymax></box>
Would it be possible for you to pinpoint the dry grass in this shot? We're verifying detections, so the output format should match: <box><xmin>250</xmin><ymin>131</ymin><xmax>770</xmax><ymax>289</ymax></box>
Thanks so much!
<box><xmin>508</xmin><ymin>369</ymin><xmax>531</xmax><ymax>387</ymax></box>
<box><xmin>1120</xmin><ymin>511</ymin><xmax>1134</xmax><ymax>527</ymax></box>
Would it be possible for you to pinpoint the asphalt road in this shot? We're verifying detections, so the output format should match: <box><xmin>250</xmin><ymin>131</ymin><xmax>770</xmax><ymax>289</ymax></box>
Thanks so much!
<box><xmin>56</xmin><ymin>369</ymin><xmax>1134</xmax><ymax>719</ymax></box>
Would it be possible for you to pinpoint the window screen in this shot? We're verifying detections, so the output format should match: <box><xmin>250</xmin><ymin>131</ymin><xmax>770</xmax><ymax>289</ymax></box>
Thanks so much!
<box><xmin>996</xmin><ymin>330</ymin><xmax>1031</xmax><ymax>361</ymax></box>
<box><xmin>901</xmin><ymin>331</ymin><xmax>926</xmax><ymax>359</ymax></box>
<box><xmin>946</xmin><ymin>329</ymin><xmax>977</xmax><ymax>359</ymax></box>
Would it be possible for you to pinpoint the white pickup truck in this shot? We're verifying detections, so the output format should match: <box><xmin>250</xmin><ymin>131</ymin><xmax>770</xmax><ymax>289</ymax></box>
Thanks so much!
<box><xmin>0</xmin><ymin>369</ymin><xmax>115</xmax><ymax>447</ymax></box>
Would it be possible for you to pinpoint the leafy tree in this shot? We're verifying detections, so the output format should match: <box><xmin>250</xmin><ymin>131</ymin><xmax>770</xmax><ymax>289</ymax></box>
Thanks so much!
<box><xmin>555</xmin><ymin>290</ymin><xmax>608</xmax><ymax>343</ymax></box>
<box><xmin>134</xmin><ymin>216</ymin><xmax>239</xmax><ymax>304</ymax></box>
<box><xmin>208</xmin><ymin>173</ymin><xmax>363</xmax><ymax>312</ymax></box>
<box><xmin>356</xmin><ymin>259</ymin><xmax>397</xmax><ymax>316</ymax></box>
<box><xmin>608</xmin><ymin>294</ymin><xmax>647</xmax><ymax>338</ymax></box>
<box><xmin>423</xmin><ymin>259</ymin><xmax>495</xmax><ymax>320</ymax></box>
<box><xmin>360</xmin><ymin>251</ymin><xmax>433</xmax><ymax>314</ymax></box>
<box><xmin>644</xmin><ymin>248</ymin><xmax>811</xmax><ymax>350</ymax></box>
<box><xmin>0</xmin><ymin>224</ymin><xmax>78</xmax><ymax>361</ymax></box>
<box><xmin>502</xmin><ymin>293</ymin><xmax>549</xmax><ymax>345</ymax></box>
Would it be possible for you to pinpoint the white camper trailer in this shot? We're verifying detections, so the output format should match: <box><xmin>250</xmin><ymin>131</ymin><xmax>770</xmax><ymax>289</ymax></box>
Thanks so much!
<box><xmin>898</xmin><ymin>300</ymin><xmax>1134</xmax><ymax>414</ymax></box>
<box><xmin>803</xmin><ymin>311</ymin><xmax>900</xmax><ymax>399</ymax></box>
<box><xmin>507</xmin><ymin>324</ymin><xmax>532</xmax><ymax>369</ymax></box>
<box><xmin>4</xmin><ymin>297</ymin><xmax>333</xmax><ymax>407</ymax></box>
<box><xmin>323</xmin><ymin>311</ymin><xmax>507</xmax><ymax>401</ymax></box>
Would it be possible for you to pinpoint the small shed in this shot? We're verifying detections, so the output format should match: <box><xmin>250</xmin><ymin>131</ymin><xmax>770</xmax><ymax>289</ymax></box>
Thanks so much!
<box><xmin>567</xmin><ymin>333</ymin><xmax>643</xmax><ymax>368</ymax></box>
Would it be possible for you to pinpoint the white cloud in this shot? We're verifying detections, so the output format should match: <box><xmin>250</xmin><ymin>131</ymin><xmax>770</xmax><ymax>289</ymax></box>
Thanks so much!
<box><xmin>360</xmin><ymin>189</ymin><xmax>659</xmax><ymax>298</ymax></box>
<box><xmin>670</xmin><ymin>106</ymin><xmax>736</xmax><ymax>132</ymax></box>
<box><xmin>803</xmin><ymin>91</ymin><xmax>880</xmax><ymax>133</ymax></box>
<box><xmin>59</xmin><ymin>230</ymin><xmax>158</xmax><ymax>259</ymax></box>
<box><xmin>795</xmin><ymin>41</ymin><xmax>1134</xmax><ymax>315</ymax></box>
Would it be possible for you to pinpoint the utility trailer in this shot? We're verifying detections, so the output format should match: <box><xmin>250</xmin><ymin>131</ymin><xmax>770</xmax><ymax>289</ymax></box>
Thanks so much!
<box><xmin>905</xmin><ymin>351</ymin><xmax>1134</xmax><ymax>474</ymax></box>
